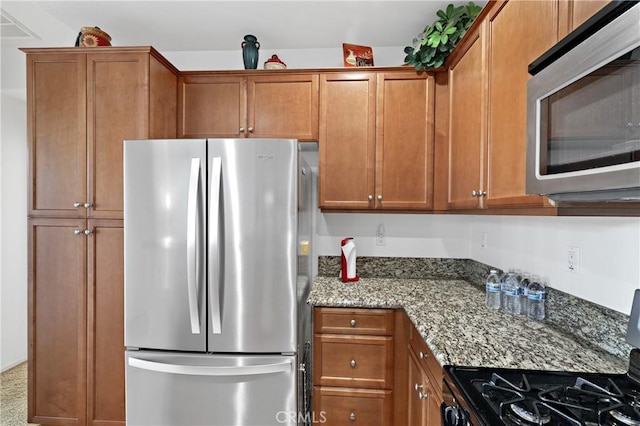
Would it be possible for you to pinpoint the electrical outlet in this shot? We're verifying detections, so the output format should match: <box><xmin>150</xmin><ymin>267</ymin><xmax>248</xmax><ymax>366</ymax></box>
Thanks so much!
<box><xmin>376</xmin><ymin>224</ymin><xmax>385</xmax><ymax>246</ymax></box>
<box><xmin>567</xmin><ymin>246</ymin><xmax>580</xmax><ymax>273</ymax></box>
<box><xmin>480</xmin><ymin>232</ymin><xmax>488</xmax><ymax>249</ymax></box>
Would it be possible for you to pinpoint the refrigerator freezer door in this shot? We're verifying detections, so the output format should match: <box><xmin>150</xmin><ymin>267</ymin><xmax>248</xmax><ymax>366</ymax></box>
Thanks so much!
<box><xmin>125</xmin><ymin>350</ymin><xmax>297</xmax><ymax>425</ymax></box>
<box><xmin>124</xmin><ymin>139</ymin><xmax>206</xmax><ymax>351</ymax></box>
<box><xmin>208</xmin><ymin>138</ymin><xmax>297</xmax><ymax>353</ymax></box>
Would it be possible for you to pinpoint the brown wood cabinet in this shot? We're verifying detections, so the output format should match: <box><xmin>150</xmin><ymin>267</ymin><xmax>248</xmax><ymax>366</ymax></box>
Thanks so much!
<box><xmin>558</xmin><ymin>0</ymin><xmax>610</xmax><ymax>39</ymax></box>
<box><xmin>406</xmin><ymin>315</ymin><xmax>443</xmax><ymax>426</ymax></box>
<box><xmin>23</xmin><ymin>47</ymin><xmax>178</xmax><ymax>219</ymax></box>
<box><xmin>313</xmin><ymin>308</ymin><xmax>395</xmax><ymax>425</ymax></box>
<box><xmin>28</xmin><ymin>219</ymin><xmax>124</xmax><ymax>426</ymax></box>
<box><xmin>22</xmin><ymin>47</ymin><xmax>178</xmax><ymax>426</ymax></box>
<box><xmin>443</xmin><ymin>0</ymin><xmax>558</xmax><ymax>210</ymax></box>
<box><xmin>319</xmin><ymin>71</ymin><xmax>435</xmax><ymax>210</ymax></box>
<box><xmin>178</xmin><ymin>72</ymin><xmax>319</xmax><ymax>140</ymax></box>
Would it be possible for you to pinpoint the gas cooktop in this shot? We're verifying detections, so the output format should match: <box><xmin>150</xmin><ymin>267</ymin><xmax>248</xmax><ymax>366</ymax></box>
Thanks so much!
<box><xmin>446</xmin><ymin>363</ymin><xmax>640</xmax><ymax>426</ymax></box>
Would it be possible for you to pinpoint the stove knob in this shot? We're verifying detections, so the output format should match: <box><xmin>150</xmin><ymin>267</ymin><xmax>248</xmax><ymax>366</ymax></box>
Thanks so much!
<box><xmin>443</xmin><ymin>406</ymin><xmax>469</xmax><ymax>426</ymax></box>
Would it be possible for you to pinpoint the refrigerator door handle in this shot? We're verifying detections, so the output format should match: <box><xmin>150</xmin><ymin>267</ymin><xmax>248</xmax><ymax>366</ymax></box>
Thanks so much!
<box><xmin>209</xmin><ymin>156</ymin><xmax>222</xmax><ymax>334</ymax></box>
<box><xmin>186</xmin><ymin>158</ymin><xmax>202</xmax><ymax>334</ymax></box>
<box><xmin>128</xmin><ymin>357</ymin><xmax>293</xmax><ymax>376</ymax></box>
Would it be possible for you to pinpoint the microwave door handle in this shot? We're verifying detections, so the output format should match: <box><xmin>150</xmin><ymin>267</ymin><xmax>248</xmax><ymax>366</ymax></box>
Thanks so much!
<box><xmin>209</xmin><ymin>156</ymin><xmax>222</xmax><ymax>334</ymax></box>
<box><xmin>186</xmin><ymin>158</ymin><xmax>201</xmax><ymax>334</ymax></box>
<box><xmin>128</xmin><ymin>357</ymin><xmax>292</xmax><ymax>376</ymax></box>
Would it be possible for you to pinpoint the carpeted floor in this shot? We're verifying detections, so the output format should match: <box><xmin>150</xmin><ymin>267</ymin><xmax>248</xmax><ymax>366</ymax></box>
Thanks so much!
<box><xmin>1</xmin><ymin>362</ymin><xmax>39</xmax><ymax>426</ymax></box>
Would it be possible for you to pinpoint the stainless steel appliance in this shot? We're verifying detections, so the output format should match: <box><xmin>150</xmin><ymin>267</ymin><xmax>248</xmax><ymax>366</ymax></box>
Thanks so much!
<box><xmin>526</xmin><ymin>1</ymin><xmax>640</xmax><ymax>202</ymax></box>
<box><xmin>441</xmin><ymin>289</ymin><xmax>640</xmax><ymax>426</ymax></box>
<box><xmin>123</xmin><ymin>138</ymin><xmax>316</xmax><ymax>425</ymax></box>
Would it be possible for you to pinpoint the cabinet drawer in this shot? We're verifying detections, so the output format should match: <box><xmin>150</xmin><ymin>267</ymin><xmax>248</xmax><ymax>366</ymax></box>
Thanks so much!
<box><xmin>314</xmin><ymin>307</ymin><xmax>394</xmax><ymax>335</ymax></box>
<box><xmin>314</xmin><ymin>334</ymin><xmax>393</xmax><ymax>389</ymax></box>
<box><xmin>409</xmin><ymin>321</ymin><xmax>443</xmax><ymax>397</ymax></box>
<box><xmin>313</xmin><ymin>386</ymin><xmax>393</xmax><ymax>426</ymax></box>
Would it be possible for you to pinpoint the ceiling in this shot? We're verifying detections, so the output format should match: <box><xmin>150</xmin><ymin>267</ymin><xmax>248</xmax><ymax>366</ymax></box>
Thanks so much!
<box><xmin>1</xmin><ymin>0</ymin><xmax>480</xmax><ymax>95</ymax></box>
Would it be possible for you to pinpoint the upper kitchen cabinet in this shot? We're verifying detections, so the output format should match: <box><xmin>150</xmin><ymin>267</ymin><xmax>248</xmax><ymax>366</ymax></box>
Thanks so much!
<box><xmin>178</xmin><ymin>72</ymin><xmax>319</xmax><ymax>140</ymax></box>
<box><xmin>319</xmin><ymin>70</ymin><xmax>435</xmax><ymax>210</ymax></box>
<box><xmin>558</xmin><ymin>0</ymin><xmax>610</xmax><ymax>39</ymax></box>
<box><xmin>445</xmin><ymin>21</ymin><xmax>486</xmax><ymax>210</ymax></box>
<box><xmin>442</xmin><ymin>0</ymin><xmax>556</xmax><ymax>211</ymax></box>
<box><xmin>22</xmin><ymin>47</ymin><xmax>178</xmax><ymax>219</ymax></box>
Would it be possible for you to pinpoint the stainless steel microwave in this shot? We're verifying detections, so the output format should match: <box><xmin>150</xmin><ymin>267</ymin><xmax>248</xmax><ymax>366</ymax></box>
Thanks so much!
<box><xmin>526</xmin><ymin>1</ymin><xmax>640</xmax><ymax>202</ymax></box>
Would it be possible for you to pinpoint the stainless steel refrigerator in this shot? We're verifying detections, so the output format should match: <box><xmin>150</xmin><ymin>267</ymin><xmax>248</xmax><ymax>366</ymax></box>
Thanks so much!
<box><xmin>123</xmin><ymin>138</ymin><xmax>315</xmax><ymax>426</ymax></box>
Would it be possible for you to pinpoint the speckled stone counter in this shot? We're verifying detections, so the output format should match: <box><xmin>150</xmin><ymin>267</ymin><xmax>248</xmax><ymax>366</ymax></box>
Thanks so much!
<box><xmin>309</xmin><ymin>258</ymin><xmax>631</xmax><ymax>374</ymax></box>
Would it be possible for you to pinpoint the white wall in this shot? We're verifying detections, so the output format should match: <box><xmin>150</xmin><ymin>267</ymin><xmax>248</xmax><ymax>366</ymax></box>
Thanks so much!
<box><xmin>316</xmin><ymin>212</ymin><xmax>640</xmax><ymax>315</ymax></box>
<box><xmin>1</xmin><ymin>94</ymin><xmax>29</xmax><ymax>371</ymax></box>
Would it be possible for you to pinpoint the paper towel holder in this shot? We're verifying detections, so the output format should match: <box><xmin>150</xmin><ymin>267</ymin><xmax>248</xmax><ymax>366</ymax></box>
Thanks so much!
<box><xmin>340</xmin><ymin>237</ymin><xmax>359</xmax><ymax>283</ymax></box>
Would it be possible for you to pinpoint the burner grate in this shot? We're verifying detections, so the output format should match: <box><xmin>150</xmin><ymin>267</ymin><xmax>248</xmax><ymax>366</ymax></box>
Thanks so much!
<box><xmin>477</xmin><ymin>373</ymin><xmax>640</xmax><ymax>426</ymax></box>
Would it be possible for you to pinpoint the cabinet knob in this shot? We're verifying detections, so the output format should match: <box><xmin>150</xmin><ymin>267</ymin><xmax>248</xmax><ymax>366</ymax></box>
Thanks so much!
<box><xmin>73</xmin><ymin>202</ymin><xmax>82</xmax><ymax>208</ymax></box>
<box><xmin>84</xmin><ymin>202</ymin><xmax>93</xmax><ymax>209</ymax></box>
<box><xmin>368</xmin><ymin>195</ymin><xmax>373</xmax><ymax>201</ymax></box>
<box><xmin>481</xmin><ymin>190</ymin><xmax>487</xmax><ymax>196</ymax></box>
<box><xmin>84</xmin><ymin>229</ymin><xmax>92</xmax><ymax>236</ymax></box>
<box><xmin>349</xmin><ymin>412</ymin><xmax>356</xmax><ymax>421</ymax></box>
<box><xmin>419</xmin><ymin>351</ymin><xmax>426</xmax><ymax>359</ymax></box>
<box><xmin>377</xmin><ymin>195</ymin><xmax>383</xmax><ymax>201</ymax></box>
<box><xmin>350</xmin><ymin>319</ymin><xmax>356</xmax><ymax>327</ymax></box>
<box><xmin>239</xmin><ymin>127</ymin><xmax>244</xmax><ymax>132</ymax></box>
<box><xmin>471</xmin><ymin>190</ymin><xmax>478</xmax><ymax>197</ymax></box>
<box><xmin>247</xmin><ymin>126</ymin><xmax>254</xmax><ymax>133</ymax></box>
<box><xmin>418</xmin><ymin>391</ymin><xmax>427</xmax><ymax>400</ymax></box>
<box><xmin>414</xmin><ymin>383</ymin><xmax>423</xmax><ymax>391</ymax></box>
<box><xmin>74</xmin><ymin>229</ymin><xmax>83</xmax><ymax>235</ymax></box>
<box><xmin>350</xmin><ymin>359</ymin><xmax>356</xmax><ymax>368</ymax></box>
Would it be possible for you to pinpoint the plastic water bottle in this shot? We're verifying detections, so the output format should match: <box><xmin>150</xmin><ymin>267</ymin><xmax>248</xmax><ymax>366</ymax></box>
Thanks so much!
<box><xmin>485</xmin><ymin>270</ymin><xmax>501</xmax><ymax>310</ymax></box>
<box><xmin>501</xmin><ymin>272</ymin><xmax>521</xmax><ymax>315</ymax></box>
<box><xmin>519</xmin><ymin>273</ymin><xmax>531</xmax><ymax>312</ymax></box>
<box><xmin>527</xmin><ymin>276</ymin><xmax>546</xmax><ymax>320</ymax></box>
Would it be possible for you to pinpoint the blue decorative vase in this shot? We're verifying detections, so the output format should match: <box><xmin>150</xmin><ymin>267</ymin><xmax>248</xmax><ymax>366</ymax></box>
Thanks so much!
<box><xmin>241</xmin><ymin>35</ymin><xmax>260</xmax><ymax>69</ymax></box>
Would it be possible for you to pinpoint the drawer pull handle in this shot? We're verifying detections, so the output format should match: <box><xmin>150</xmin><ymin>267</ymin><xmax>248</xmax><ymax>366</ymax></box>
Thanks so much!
<box><xmin>349</xmin><ymin>411</ymin><xmax>356</xmax><ymax>421</ymax></box>
<box><xmin>350</xmin><ymin>359</ymin><xmax>356</xmax><ymax>368</ymax></box>
<box><xmin>350</xmin><ymin>319</ymin><xmax>356</xmax><ymax>327</ymax></box>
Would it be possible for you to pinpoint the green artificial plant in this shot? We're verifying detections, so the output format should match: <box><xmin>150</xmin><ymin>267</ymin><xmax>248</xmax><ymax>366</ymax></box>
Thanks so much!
<box><xmin>404</xmin><ymin>2</ymin><xmax>482</xmax><ymax>71</ymax></box>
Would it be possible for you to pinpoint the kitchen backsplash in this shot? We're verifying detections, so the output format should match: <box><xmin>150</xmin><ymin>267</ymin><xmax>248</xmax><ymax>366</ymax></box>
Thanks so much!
<box><xmin>317</xmin><ymin>256</ymin><xmax>634</xmax><ymax>360</ymax></box>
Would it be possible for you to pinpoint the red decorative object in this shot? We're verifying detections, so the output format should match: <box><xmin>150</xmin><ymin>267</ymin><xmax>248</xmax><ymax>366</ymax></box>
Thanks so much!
<box><xmin>264</xmin><ymin>54</ymin><xmax>287</xmax><ymax>69</ymax></box>
<box><xmin>75</xmin><ymin>27</ymin><xmax>111</xmax><ymax>47</ymax></box>
<box><xmin>342</xmin><ymin>43</ymin><xmax>374</xmax><ymax>67</ymax></box>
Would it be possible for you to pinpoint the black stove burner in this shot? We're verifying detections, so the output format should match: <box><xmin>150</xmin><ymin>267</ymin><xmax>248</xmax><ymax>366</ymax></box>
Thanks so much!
<box><xmin>459</xmin><ymin>369</ymin><xmax>640</xmax><ymax>426</ymax></box>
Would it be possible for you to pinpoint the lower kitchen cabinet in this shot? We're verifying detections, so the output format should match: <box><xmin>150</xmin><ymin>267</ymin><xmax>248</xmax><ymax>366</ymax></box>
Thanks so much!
<box><xmin>313</xmin><ymin>387</ymin><xmax>393</xmax><ymax>425</ymax></box>
<box><xmin>313</xmin><ymin>307</ymin><xmax>396</xmax><ymax>425</ymax></box>
<box><xmin>28</xmin><ymin>218</ymin><xmax>124</xmax><ymax>426</ymax></box>
<box><xmin>406</xmin><ymin>314</ymin><xmax>443</xmax><ymax>425</ymax></box>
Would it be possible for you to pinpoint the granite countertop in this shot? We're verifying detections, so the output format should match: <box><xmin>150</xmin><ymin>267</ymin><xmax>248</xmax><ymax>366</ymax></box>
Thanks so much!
<box><xmin>307</xmin><ymin>275</ymin><xmax>628</xmax><ymax>374</ymax></box>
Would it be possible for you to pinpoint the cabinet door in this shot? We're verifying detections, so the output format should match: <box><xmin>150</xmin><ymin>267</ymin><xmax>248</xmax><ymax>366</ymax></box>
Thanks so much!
<box><xmin>375</xmin><ymin>73</ymin><xmax>434</xmax><ymax>210</ymax></box>
<box><xmin>26</xmin><ymin>53</ymin><xmax>87</xmax><ymax>218</ymax></box>
<box><xmin>447</xmin><ymin>24</ymin><xmax>486</xmax><ymax>209</ymax></box>
<box><xmin>87</xmin><ymin>52</ymin><xmax>150</xmax><ymax>219</ymax></box>
<box><xmin>178</xmin><ymin>75</ymin><xmax>246</xmax><ymax>138</ymax></box>
<box><xmin>485</xmin><ymin>0</ymin><xmax>554</xmax><ymax>208</ymax></box>
<box><xmin>407</xmin><ymin>349</ymin><xmax>426</xmax><ymax>425</ymax></box>
<box><xmin>319</xmin><ymin>73</ymin><xmax>376</xmax><ymax>209</ymax></box>
<box><xmin>558</xmin><ymin>0</ymin><xmax>610</xmax><ymax>39</ymax></box>
<box><xmin>28</xmin><ymin>218</ymin><xmax>87</xmax><ymax>426</ymax></box>
<box><xmin>87</xmin><ymin>220</ymin><xmax>125</xmax><ymax>426</ymax></box>
<box><xmin>247</xmin><ymin>74</ymin><xmax>319</xmax><ymax>140</ymax></box>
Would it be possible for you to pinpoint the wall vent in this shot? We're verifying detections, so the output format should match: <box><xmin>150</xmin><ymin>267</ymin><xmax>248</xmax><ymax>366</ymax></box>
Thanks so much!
<box><xmin>1</xmin><ymin>8</ymin><xmax>39</xmax><ymax>40</ymax></box>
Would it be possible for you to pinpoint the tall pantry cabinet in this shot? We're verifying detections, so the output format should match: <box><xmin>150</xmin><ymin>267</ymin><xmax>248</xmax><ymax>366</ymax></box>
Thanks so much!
<box><xmin>22</xmin><ymin>47</ymin><xmax>178</xmax><ymax>426</ymax></box>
